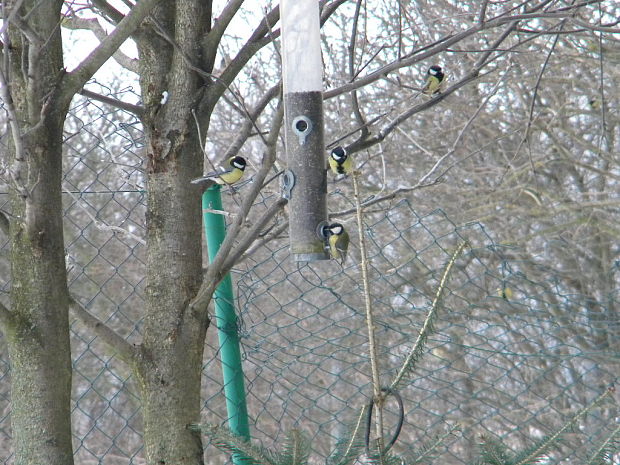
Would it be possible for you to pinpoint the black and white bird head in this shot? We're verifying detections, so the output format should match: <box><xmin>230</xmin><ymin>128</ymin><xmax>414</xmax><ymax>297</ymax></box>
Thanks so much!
<box><xmin>328</xmin><ymin>223</ymin><xmax>345</xmax><ymax>236</ymax></box>
<box><xmin>426</xmin><ymin>65</ymin><xmax>443</xmax><ymax>81</ymax></box>
<box><xmin>230</xmin><ymin>156</ymin><xmax>247</xmax><ymax>170</ymax></box>
<box><xmin>428</xmin><ymin>65</ymin><xmax>443</xmax><ymax>77</ymax></box>
<box><xmin>330</xmin><ymin>146</ymin><xmax>348</xmax><ymax>163</ymax></box>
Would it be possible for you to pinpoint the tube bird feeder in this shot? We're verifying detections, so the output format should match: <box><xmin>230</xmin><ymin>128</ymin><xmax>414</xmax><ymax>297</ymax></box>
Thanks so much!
<box><xmin>281</xmin><ymin>0</ymin><xmax>329</xmax><ymax>261</ymax></box>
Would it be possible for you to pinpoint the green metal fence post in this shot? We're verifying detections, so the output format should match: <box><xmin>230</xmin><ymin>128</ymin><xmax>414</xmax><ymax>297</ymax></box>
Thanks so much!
<box><xmin>203</xmin><ymin>185</ymin><xmax>250</xmax><ymax>446</ymax></box>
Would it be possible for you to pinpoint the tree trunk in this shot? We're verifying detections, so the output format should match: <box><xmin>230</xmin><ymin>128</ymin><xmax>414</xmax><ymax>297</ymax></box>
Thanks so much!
<box><xmin>134</xmin><ymin>2</ymin><xmax>211</xmax><ymax>463</ymax></box>
<box><xmin>2</xmin><ymin>1</ymin><xmax>74</xmax><ymax>463</ymax></box>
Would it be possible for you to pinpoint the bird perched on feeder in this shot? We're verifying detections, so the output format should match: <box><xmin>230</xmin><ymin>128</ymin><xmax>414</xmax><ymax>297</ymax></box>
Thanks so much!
<box><xmin>326</xmin><ymin>223</ymin><xmax>350</xmax><ymax>265</ymax></box>
<box><xmin>422</xmin><ymin>65</ymin><xmax>445</xmax><ymax>95</ymax></box>
<box><xmin>191</xmin><ymin>156</ymin><xmax>247</xmax><ymax>188</ymax></box>
<box><xmin>329</xmin><ymin>146</ymin><xmax>353</xmax><ymax>176</ymax></box>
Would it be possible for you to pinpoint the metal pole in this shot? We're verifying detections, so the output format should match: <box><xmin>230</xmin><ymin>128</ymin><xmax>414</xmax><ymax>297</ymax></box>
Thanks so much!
<box><xmin>203</xmin><ymin>185</ymin><xmax>250</xmax><ymax>447</ymax></box>
<box><xmin>281</xmin><ymin>0</ymin><xmax>329</xmax><ymax>261</ymax></box>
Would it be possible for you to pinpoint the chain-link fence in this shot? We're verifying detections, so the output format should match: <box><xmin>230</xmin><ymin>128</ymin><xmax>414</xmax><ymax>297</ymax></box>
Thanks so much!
<box><xmin>1</xmin><ymin>90</ymin><xmax>618</xmax><ymax>465</ymax></box>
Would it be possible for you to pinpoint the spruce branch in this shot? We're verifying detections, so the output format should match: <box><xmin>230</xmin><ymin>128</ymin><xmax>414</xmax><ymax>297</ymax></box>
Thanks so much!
<box><xmin>512</xmin><ymin>387</ymin><xmax>615</xmax><ymax>465</ymax></box>
<box><xmin>281</xmin><ymin>430</ymin><xmax>310</xmax><ymax>465</ymax></box>
<box><xmin>327</xmin><ymin>406</ymin><xmax>368</xmax><ymax>465</ymax></box>
<box><xmin>585</xmin><ymin>422</ymin><xmax>620</xmax><ymax>465</ymax></box>
<box><xmin>190</xmin><ymin>424</ymin><xmax>279</xmax><ymax>465</ymax></box>
<box><xmin>389</xmin><ymin>241</ymin><xmax>468</xmax><ymax>392</ymax></box>
<box><xmin>407</xmin><ymin>424</ymin><xmax>460</xmax><ymax>464</ymax></box>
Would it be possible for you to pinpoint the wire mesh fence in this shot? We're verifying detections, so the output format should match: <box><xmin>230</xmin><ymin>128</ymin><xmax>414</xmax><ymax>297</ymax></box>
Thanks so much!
<box><xmin>0</xmin><ymin>91</ymin><xmax>618</xmax><ymax>465</ymax></box>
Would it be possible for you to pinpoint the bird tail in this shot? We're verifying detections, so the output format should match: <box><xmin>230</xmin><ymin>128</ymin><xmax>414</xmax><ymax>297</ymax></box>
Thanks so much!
<box><xmin>190</xmin><ymin>176</ymin><xmax>216</xmax><ymax>188</ymax></box>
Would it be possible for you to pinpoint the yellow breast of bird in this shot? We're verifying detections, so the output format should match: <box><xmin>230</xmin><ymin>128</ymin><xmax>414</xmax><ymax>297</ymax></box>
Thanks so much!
<box><xmin>329</xmin><ymin>234</ymin><xmax>341</xmax><ymax>259</ymax></box>
<box><xmin>424</xmin><ymin>76</ymin><xmax>441</xmax><ymax>94</ymax></box>
<box><xmin>216</xmin><ymin>169</ymin><xmax>244</xmax><ymax>185</ymax></box>
<box><xmin>329</xmin><ymin>156</ymin><xmax>353</xmax><ymax>175</ymax></box>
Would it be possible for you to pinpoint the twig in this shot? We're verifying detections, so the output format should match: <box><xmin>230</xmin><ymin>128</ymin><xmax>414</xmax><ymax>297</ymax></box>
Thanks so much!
<box><xmin>352</xmin><ymin>172</ymin><xmax>383</xmax><ymax>447</ymax></box>
<box><xmin>221</xmin><ymin>198</ymin><xmax>288</xmax><ymax>272</ymax></box>
<box><xmin>348</xmin><ymin>0</ymin><xmax>368</xmax><ymax>143</ymax></box>
<box><xmin>514</xmin><ymin>19</ymin><xmax>567</xmax><ymax>173</ymax></box>
<box><xmin>595</xmin><ymin>3</ymin><xmax>608</xmax><ymax>156</ymax></box>
<box><xmin>202</xmin><ymin>208</ymin><xmax>236</xmax><ymax>219</ymax></box>
<box><xmin>64</xmin><ymin>189</ymin><xmax>146</xmax><ymax>245</ymax></box>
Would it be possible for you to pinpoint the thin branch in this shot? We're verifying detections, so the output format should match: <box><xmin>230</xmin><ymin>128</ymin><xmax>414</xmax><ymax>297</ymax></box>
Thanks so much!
<box><xmin>64</xmin><ymin>189</ymin><xmax>146</xmax><ymax>245</ymax></box>
<box><xmin>478</xmin><ymin>0</ymin><xmax>490</xmax><ymax>23</ymax></box>
<box><xmin>61</xmin><ymin>15</ymin><xmax>138</xmax><ymax>73</ymax></box>
<box><xmin>222</xmin><ymin>82</ymin><xmax>281</xmax><ymax>161</ymax></box>
<box><xmin>90</xmin><ymin>0</ymin><xmax>126</xmax><ymax>25</ymax></box>
<box><xmin>348</xmin><ymin>0</ymin><xmax>368</xmax><ymax>142</ymax></box>
<box><xmin>241</xmin><ymin>221</ymin><xmax>288</xmax><ymax>261</ymax></box>
<box><xmin>62</xmin><ymin>0</ymin><xmax>162</xmax><ymax>102</ymax></box>
<box><xmin>346</xmin><ymin>21</ymin><xmax>517</xmax><ymax>154</ymax></box>
<box><xmin>0</xmin><ymin>0</ymin><xmax>27</xmax><ymax>38</ymax></box>
<box><xmin>415</xmin><ymin>67</ymin><xmax>508</xmax><ymax>187</ymax></box>
<box><xmin>208</xmin><ymin>0</ymin><xmax>346</xmax><ymax>111</ymax></box>
<box><xmin>0</xmin><ymin>211</ymin><xmax>9</xmax><ymax>236</ymax></box>
<box><xmin>148</xmin><ymin>17</ymin><xmax>272</xmax><ymax>148</ymax></box>
<box><xmin>514</xmin><ymin>19</ymin><xmax>567</xmax><ymax>172</ymax></box>
<box><xmin>352</xmin><ymin>172</ymin><xmax>383</xmax><ymax>444</ymax></box>
<box><xmin>571</xmin><ymin>18</ymin><xmax>620</xmax><ymax>33</ymax></box>
<box><xmin>221</xmin><ymin>198</ymin><xmax>288</xmax><ymax>272</ymax></box>
<box><xmin>201</xmin><ymin>0</ymin><xmax>245</xmax><ymax>70</ymax></box>
<box><xmin>79</xmin><ymin>88</ymin><xmax>144</xmax><ymax>115</ymax></box>
<box><xmin>0</xmin><ymin>300</ymin><xmax>13</xmax><ymax>330</ymax></box>
<box><xmin>68</xmin><ymin>297</ymin><xmax>137</xmax><ymax>363</ymax></box>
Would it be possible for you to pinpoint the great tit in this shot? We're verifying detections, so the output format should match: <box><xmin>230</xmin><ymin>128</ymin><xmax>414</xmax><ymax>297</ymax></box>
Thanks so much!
<box><xmin>422</xmin><ymin>65</ymin><xmax>444</xmax><ymax>95</ymax></box>
<box><xmin>497</xmin><ymin>286</ymin><xmax>513</xmax><ymax>300</ymax></box>
<box><xmin>329</xmin><ymin>146</ymin><xmax>353</xmax><ymax>176</ymax></box>
<box><xmin>191</xmin><ymin>156</ymin><xmax>246</xmax><ymax>187</ymax></box>
<box><xmin>326</xmin><ymin>223</ymin><xmax>350</xmax><ymax>265</ymax></box>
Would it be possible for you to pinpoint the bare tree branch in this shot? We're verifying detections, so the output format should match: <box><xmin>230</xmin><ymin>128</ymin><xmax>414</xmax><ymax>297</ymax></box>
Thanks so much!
<box><xmin>202</xmin><ymin>0</ymin><xmax>245</xmax><ymax>70</ymax></box>
<box><xmin>0</xmin><ymin>300</ymin><xmax>13</xmax><ymax>330</ymax></box>
<box><xmin>0</xmin><ymin>211</ymin><xmax>9</xmax><ymax>236</ymax></box>
<box><xmin>90</xmin><ymin>0</ymin><xmax>126</xmax><ymax>25</ymax></box>
<box><xmin>221</xmin><ymin>198</ymin><xmax>288</xmax><ymax>272</ymax></box>
<box><xmin>348</xmin><ymin>0</ymin><xmax>369</xmax><ymax>143</ymax></box>
<box><xmin>478</xmin><ymin>0</ymin><xmax>490</xmax><ymax>23</ymax></box>
<box><xmin>62</xmin><ymin>0</ymin><xmax>162</xmax><ymax>102</ymax></box>
<box><xmin>62</xmin><ymin>15</ymin><xmax>139</xmax><ymax>73</ymax></box>
<box><xmin>514</xmin><ymin>19</ymin><xmax>567</xmax><ymax>172</ymax></box>
<box><xmin>222</xmin><ymin>82</ymin><xmax>281</xmax><ymax>161</ymax></box>
<box><xmin>208</xmin><ymin>0</ymin><xmax>347</xmax><ymax>110</ymax></box>
<box><xmin>79</xmin><ymin>88</ymin><xmax>144</xmax><ymax>115</ymax></box>
<box><xmin>68</xmin><ymin>297</ymin><xmax>137</xmax><ymax>363</ymax></box>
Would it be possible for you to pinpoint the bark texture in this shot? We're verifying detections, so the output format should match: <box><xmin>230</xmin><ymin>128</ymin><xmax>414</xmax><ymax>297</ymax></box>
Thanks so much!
<box><xmin>3</xmin><ymin>1</ymin><xmax>74</xmax><ymax>464</ymax></box>
<box><xmin>134</xmin><ymin>2</ymin><xmax>211</xmax><ymax>463</ymax></box>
